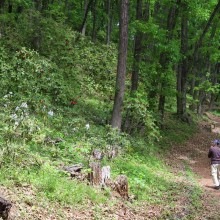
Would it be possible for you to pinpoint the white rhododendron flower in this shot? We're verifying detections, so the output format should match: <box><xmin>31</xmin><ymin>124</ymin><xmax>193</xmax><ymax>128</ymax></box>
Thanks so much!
<box><xmin>11</xmin><ymin>114</ymin><xmax>17</xmax><ymax>120</ymax></box>
<box><xmin>20</xmin><ymin>102</ymin><xmax>28</xmax><ymax>108</ymax></box>
<box><xmin>85</xmin><ymin>124</ymin><xmax>90</xmax><ymax>130</ymax></box>
<box><xmin>48</xmin><ymin>110</ymin><xmax>54</xmax><ymax>116</ymax></box>
<box><xmin>14</xmin><ymin>121</ymin><xmax>19</xmax><ymax>126</ymax></box>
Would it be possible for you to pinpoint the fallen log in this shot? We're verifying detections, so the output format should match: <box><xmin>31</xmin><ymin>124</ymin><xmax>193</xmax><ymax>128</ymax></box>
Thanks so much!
<box><xmin>0</xmin><ymin>197</ymin><xmax>12</xmax><ymax>220</ymax></box>
<box><xmin>64</xmin><ymin>163</ymin><xmax>83</xmax><ymax>176</ymax></box>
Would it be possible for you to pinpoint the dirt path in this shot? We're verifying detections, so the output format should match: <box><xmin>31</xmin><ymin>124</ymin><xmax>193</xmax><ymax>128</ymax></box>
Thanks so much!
<box><xmin>168</xmin><ymin>116</ymin><xmax>220</xmax><ymax>218</ymax></box>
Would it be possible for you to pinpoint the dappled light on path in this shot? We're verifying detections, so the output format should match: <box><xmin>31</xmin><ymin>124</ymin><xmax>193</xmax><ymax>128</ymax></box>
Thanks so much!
<box><xmin>167</xmin><ymin>114</ymin><xmax>220</xmax><ymax>218</ymax></box>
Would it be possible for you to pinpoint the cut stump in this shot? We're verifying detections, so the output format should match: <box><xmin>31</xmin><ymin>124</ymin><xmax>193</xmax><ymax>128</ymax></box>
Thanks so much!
<box><xmin>101</xmin><ymin>166</ymin><xmax>111</xmax><ymax>186</ymax></box>
<box><xmin>88</xmin><ymin>162</ymin><xmax>102</xmax><ymax>185</ymax></box>
<box><xmin>114</xmin><ymin>175</ymin><xmax>128</xmax><ymax>199</ymax></box>
<box><xmin>0</xmin><ymin>197</ymin><xmax>12</xmax><ymax>220</ymax></box>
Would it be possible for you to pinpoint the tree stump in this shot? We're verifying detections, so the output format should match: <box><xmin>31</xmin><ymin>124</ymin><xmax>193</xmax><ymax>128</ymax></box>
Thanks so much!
<box><xmin>0</xmin><ymin>197</ymin><xmax>12</xmax><ymax>220</ymax></box>
<box><xmin>88</xmin><ymin>162</ymin><xmax>102</xmax><ymax>185</ymax></box>
<box><xmin>105</xmin><ymin>145</ymin><xmax>118</xmax><ymax>160</ymax></box>
<box><xmin>101</xmin><ymin>166</ymin><xmax>111</xmax><ymax>186</ymax></box>
<box><xmin>92</xmin><ymin>149</ymin><xmax>103</xmax><ymax>160</ymax></box>
<box><xmin>114</xmin><ymin>175</ymin><xmax>128</xmax><ymax>199</ymax></box>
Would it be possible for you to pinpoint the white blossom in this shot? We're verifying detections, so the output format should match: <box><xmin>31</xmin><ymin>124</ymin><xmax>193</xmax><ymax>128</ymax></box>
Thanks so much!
<box><xmin>4</xmin><ymin>104</ymin><xmax>7</xmax><ymax>108</ymax></box>
<box><xmin>11</xmin><ymin>114</ymin><xmax>18</xmax><ymax>120</ymax></box>
<box><xmin>14</xmin><ymin>121</ymin><xmax>19</xmax><ymax>126</ymax></box>
<box><xmin>85</xmin><ymin>124</ymin><xmax>90</xmax><ymax>130</ymax></box>
<box><xmin>9</xmin><ymin>92</ymin><xmax>13</xmax><ymax>95</ymax></box>
<box><xmin>48</xmin><ymin>110</ymin><xmax>54</xmax><ymax>116</ymax></box>
<box><xmin>20</xmin><ymin>102</ymin><xmax>28</xmax><ymax>108</ymax></box>
<box><xmin>15</xmin><ymin>106</ymin><xmax>20</xmax><ymax>111</ymax></box>
<box><xmin>3</xmin><ymin>95</ymin><xmax>8</xmax><ymax>98</ymax></box>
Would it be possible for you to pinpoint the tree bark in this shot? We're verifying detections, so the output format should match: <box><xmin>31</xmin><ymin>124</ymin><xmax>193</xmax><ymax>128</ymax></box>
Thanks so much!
<box><xmin>177</xmin><ymin>2</ymin><xmax>188</xmax><ymax>117</ymax></box>
<box><xmin>158</xmin><ymin>0</ymin><xmax>180</xmax><ymax>121</ymax></box>
<box><xmin>111</xmin><ymin>0</ymin><xmax>129</xmax><ymax>129</ymax></box>
<box><xmin>80</xmin><ymin>0</ymin><xmax>94</xmax><ymax>35</ymax></box>
<box><xmin>88</xmin><ymin>162</ymin><xmax>102</xmax><ymax>185</ymax></box>
<box><xmin>92</xmin><ymin>0</ymin><xmax>97</xmax><ymax>42</ymax></box>
<box><xmin>123</xmin><ymin>0</ymin><xmax>145</xmax><ymax>132</ymax></box>
<box><xmin>0</xmin><ymin>0</ymin><xmax>5</xmax><ymax>14</ymax></box>
<box><xmin>209</xmin><ymin>63</ymin><xmax>220</xmax><ymax>109</ymax></box>
<box><xmin>106</xmin><ymin>0</ymin><xmax>111</xmax><ymax>45</ymax></box>
<box><xmin>8</xmin><ymin>1</ymin><xmax>12</xmax><ymax>13</ymax></box>
<box><xmin>131</xmin><ymin>0</ymin><xmax>143</xmax><ymax>92</ymax></box>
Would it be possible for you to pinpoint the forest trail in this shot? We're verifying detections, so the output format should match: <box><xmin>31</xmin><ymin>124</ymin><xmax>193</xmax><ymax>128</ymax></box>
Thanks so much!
<box><xmin>168</xmin><ymin>113</ymin><xmax>220</xmax><ymax>219</ymax></box>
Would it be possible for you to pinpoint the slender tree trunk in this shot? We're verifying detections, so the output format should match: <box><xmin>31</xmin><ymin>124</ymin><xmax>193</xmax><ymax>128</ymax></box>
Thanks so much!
<box><xmin>131</xmin><ymin>0</ymin><xmax>143</xmax><ymax>92</ymax></box>
<box><xmin>0</xmin><ymin>0</ymin><xmax>5</xmax><ymax>14</ymax></box>
<box><xmin>177</xmin><ymin>2</ymin><xmax>188</xmax><ymax>117</ymax></box>
<box><xmin>193</xmin><ymin>0</ymin><xmax>220</xmax><ymax>58</ymax></box>
<box><xmin>209</xmin><ymin>63</ymin><xmax>219</xmax><ymax>110</ymax></box>
<box><xmin>189</xmin><ymin>1</ymin><xmax>220</xmax><ymax>100</ymax></box>
<box><xmin>8</xmin><ymin>1</ymin><xmax>12</xmax><ymax>13</ymax></box>
<box><xmin>123</xmin><ymin>0</ymin><xmax>144</xmax><ymax>132</ymax></box>
<box><xmin>106</xmin><ymin>0</ymin><xmax>111</xmax><ymax>45</ymax></box>
<box><xmin>191</xmin><ymin>24</ymin><xmax>217</xmax><ymax>111</ymax></box>
<box><xmin>92</xmin><ymin>0</ymin><xmax>97</xmax><ymax>42</ymax></box>
<box><xmin>111</xmin><ymin>0</ymin><xmax>129</xmax><ymax>129</ymax></box>
<box><xmin>34</xmin><ymin>0</ymin><xmax>42</xmax><ymax>11</ymax></box>
<box><xmin>80</xmin><ymin>0</ymin><xmax>94</xmax><ymax>35</ymax></box>
<box><xmin>32</xmin><ymin>0</ymin><xmax>42</xmax><ymax>51</ymax></box>
<box><xmin>158</xmin><ymin>0</ymin><xmax>180</xmax><ymax>121</ymax></box>
<box><xmin>42</xmin><ymin>0</ymin><xmax>49</xmax><ymax>11</ymax></box>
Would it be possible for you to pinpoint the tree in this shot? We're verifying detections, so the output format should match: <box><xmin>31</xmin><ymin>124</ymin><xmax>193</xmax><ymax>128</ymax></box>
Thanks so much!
<box><xmin>158</xmin><ymin>0</ymin><xmax>180</xmax><ymax>121</ymax></box>
<box><xmin>176</xmin><ymin>2</ymin><xmax>188</xmax><ymax>117</ymax></box>
<box><xmin>111</xmin><ymin>0</ymin><xmax>129</xmax><ymax>129</ymax></box>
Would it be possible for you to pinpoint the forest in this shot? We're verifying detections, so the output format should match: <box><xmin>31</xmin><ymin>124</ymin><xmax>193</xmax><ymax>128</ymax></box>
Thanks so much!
<box><xmin>0</xmin><ymin>0</ymin><xmax>220</xmax><ymax>219</ymax></box>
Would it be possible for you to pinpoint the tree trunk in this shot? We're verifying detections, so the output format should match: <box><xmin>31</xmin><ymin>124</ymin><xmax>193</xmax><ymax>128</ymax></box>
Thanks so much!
<box><xmin>110</xmin><ymin>0</ymin><xmax>129</xmax><ymax>129</ymax></box>
<box><xmin>131</xmin><ymin>0</ymin><xmax>143</xmax><ymax>92</ymax></box>
<box><xmin>209</xmin><ymin>63</ymin><xmax>220</xmax><ymax>110</ymax></box>
<box><xmin>177</xmin><ymin>2</ymin><xmax>188</xmax><ymax>117</ymax></box>
<box><xmin>92</xmin><ymin>0</ymin><xmax>97</xmax><ymax>42</ymax></box>
<box><xmin>42</xmin><ymin>0</ymin><xmax>49</xmax><ymax>11</ymax></box>
<box><xmin>34</xmin><ymin>0</ymin><xmax>42</xmax><ymax>11</ymax></box>
<box><xmin>123</xmin><ymin>0</ymin><xmax>149</xmax><ymax>132</ymax></box>
<box><xmin>8</xmin><ymin>1</ymin><xmax>12</xmax><ymax>13</ymax></box>
<box><xmin>158</xmin><ymin>0</ymin><xmax>180</xmax><ymax>121</ymax></box>
<box><xmin>80</xmin><ymin>0</ymin><xmax>94</xmax><ymax>35</ymax></box>
<box><xmin>193</xmin><ymin>0</ymin><xmax>220</xmax><ymax>59</ymax></box>
<box><xmin>106</xmin><ymin>0</ymin><xmax>111</xmax><ymax>45</ymax></box>
<box><xmin>0</xmin><ymin>0</ymin><xmax>5</xmax><ymax>14</ymax></box>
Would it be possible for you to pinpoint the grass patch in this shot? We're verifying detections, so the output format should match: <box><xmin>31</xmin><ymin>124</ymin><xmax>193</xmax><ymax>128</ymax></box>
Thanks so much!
<box><xmin>0</xmin><ymin>163</ymin><xmax>107</xmax><ymax>205</ymax></box>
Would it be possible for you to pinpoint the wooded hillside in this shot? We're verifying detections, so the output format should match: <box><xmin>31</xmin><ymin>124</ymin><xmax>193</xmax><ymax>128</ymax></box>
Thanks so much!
<box><xmin>0</xmin><ymin>0</ymin><xmax>220</xmax><ymax>219</ymax></box>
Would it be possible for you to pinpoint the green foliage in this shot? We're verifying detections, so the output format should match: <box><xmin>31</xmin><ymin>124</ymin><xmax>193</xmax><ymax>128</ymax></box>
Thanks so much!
<box><xmin>124</xmin><ymin>87</ymin><xmax>160</xmax><ymax>141</ymax></box>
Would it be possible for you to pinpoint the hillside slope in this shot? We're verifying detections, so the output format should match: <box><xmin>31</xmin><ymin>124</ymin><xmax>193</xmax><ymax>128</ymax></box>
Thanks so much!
<box><xmin>1</xmin><ymin>115</ymin><xmax>220</xmax><ymax>219</ymax></box>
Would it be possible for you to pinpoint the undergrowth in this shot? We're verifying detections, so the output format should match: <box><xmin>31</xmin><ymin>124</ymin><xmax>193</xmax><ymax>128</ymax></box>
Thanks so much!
<box><xmin>0</xmin><ymin>18</ymin><xmax>205</xmax><ymax>218</ymax></box>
